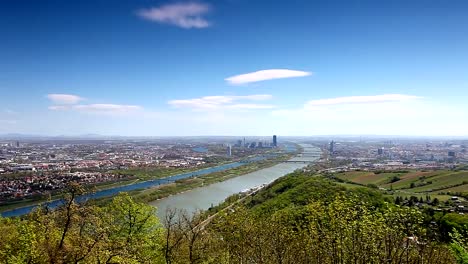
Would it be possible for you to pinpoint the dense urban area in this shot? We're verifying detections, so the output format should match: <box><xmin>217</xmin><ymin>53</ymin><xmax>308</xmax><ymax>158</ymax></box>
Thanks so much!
<box><xmin>0</xmin><ymin>136</ymin><xmax>280</xmax><ymax>206</ymax></box>
<box><xmin>324</xmin><ymin>138</ymin><xmax>468</xmax><ymax>171</ymax></box>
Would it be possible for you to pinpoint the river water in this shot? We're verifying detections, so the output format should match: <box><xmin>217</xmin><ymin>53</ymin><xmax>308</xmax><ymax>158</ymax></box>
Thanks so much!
<box><xmin>150</xmin><ymin>144</ymin><xmax>321</xmax><ymax>220</ymax></box>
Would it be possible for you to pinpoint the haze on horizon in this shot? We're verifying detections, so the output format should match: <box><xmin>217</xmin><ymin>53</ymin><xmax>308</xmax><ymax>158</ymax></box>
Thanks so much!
<box><xmin>1</xmin><ymin>0</ymin><xmax>468</xmax><ymax>137</ymax></box>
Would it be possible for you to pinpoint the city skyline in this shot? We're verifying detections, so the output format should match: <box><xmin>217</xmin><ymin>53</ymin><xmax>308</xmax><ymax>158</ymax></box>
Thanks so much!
<box><xmin>1</xmin><ymin>0</ymin><xmax>468</xmax><ymax>136</ymax></box>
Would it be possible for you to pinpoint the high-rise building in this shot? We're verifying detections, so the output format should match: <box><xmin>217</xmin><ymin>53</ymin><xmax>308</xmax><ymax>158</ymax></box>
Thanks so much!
<box><xmin>329</xmin><ymin>140</ymin><xmax>335</xmax><ymax>154</ymax></box>
<box><xmin>273</xmin><ymin>135</ymin><xmax>277</xmax><ymax>147</ymax></box>
<box><xmin>227</xmin><ymin>145</ymin><xmax>232</xmax><ymax>156</ymax></box>
<box><xmin>378</xmin><ymin>147</ymin><xmax>384</xmax><ymax>155</ymax></box>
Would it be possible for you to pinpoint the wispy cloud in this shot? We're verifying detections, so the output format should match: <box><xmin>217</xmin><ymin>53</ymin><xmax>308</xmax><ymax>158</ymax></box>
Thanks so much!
<box><xmin>305</xmin><ymin>94</ymin><xmax>422</xmax><ymax>108</ymax></box>
<box><xmin>168</xmin><ymin>94</ymin><xmax>274</xmax><ymax>110</ymax></box>
<box><xmin>47</xmin><ymin>94</ymin><xmax>84</xmax><ymax>105</ymax></box>
<box><xmin>47</xmin><ymin>93</ymin><xmax>144</xmax><ymax>116</ymax></box>
<box><xmin>225</xmin><ymin>69</ymin><xmax>312</xmax><ymax>85</ymax></box>
<box><xmin>48</xmin><ymin>105</ymin><xmax>70</xmax><ymax>111</ymax></box>
<box><xmin>3</xmin><ymin>109</ymin><xmax>16</xmax><ymax>114</ymax></box>
<box><xmin>0</xmin><ymin>120</ymin><xmax>17</xmax><ymax>124</ymax></box>
<box><xmin>137</xmin><ymin>2</ymin><xmax>211</xmax><ymax>29</ymax></box>
<box><xmin>74</xmin><ymin>104</ymin><xmax>142</xmax><ymax>112</ymax></box>
<box><xmin>272</xmin><ymin>93</ymin><xmax>425</xmax><ymax>134</ymax></box>
<box><xmin>225</xmin><ymin>104</ymin><xmax>274</xmax><ymax>110</ymax></box>
<box><xmin>49</xmin><ymin>104</ymin><xmax>142</xmax><ymax>114</ymax></box>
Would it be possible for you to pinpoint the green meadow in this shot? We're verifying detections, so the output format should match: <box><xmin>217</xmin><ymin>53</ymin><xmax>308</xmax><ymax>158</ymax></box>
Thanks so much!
<box><xmin>333</xmin><ymin>169</ymin><xmax>468</xmax><ymax>201</ymax></box>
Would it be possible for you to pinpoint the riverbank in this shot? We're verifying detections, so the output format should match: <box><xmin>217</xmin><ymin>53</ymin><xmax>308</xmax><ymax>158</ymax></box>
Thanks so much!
<box><xmin>0</xmin><ymin>149</ymin><xmax>284</xmax><ymax>214</ymax></box>
<box><xmin>0</xmin><ymin>165</ymin><xmax>206</xmax><ymax>213</ymax></box>
<box><xmin>129</xmin><ymin>156</ymin><xmax>291</xmax><ymax>203</ymax></box>
<box><xmin>0</xmin><ymin>148</ymin><xmax>295</xmax><ymax>217</ymax></box>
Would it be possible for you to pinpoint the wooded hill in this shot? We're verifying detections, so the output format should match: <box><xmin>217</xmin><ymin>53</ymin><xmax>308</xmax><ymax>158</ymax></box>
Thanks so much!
<box><xmin>2</xmin><ymin>171</ymin><xmax>468</xmax><ymax>263</ymax></box>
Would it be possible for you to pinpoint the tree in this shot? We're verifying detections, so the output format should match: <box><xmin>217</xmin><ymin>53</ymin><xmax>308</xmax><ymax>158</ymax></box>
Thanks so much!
<box><xmin>162</xmin><ymin>208</ymin><xmax>184</xmax><ymax>264</ymax></box>
<box><xmin>0</xmin><ymin>187</ymin><xmax>165</xmax><ymax>264</ymax></box>
<box><xmin>96</xmin><ymin>192</ymin><xmax>164</xmax><ymax>263</ymax></box>
<box><xmin>450</xmin><ymin>230</ymin><xmax>468</xmax><ymax>264</ymax></box>
<box><xmin>395</xmin><ymin>196</ymin><xmax>401</xmax><ymax>205</ymax></box>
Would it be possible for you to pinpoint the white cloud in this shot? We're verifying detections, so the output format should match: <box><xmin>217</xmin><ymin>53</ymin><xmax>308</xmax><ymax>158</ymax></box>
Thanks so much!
<box><xmin>274</xmin><ymin>94</ymin><xmax>422</xmax><ymax>117</ymax></box>
<box><xmin>137</xmin><ymin>2</ymin><xmax>211</xmax><ymax>29</ymax></box>
<box><xmin>305</xmin><ymin>94</ymin><xmax>422</xmax><ymax>107</ymax></box>
<box><xmin>46</xmin><ymin>93</ymin><xmax>143</xmax><ymax>115</ymax></box>
<box><xmin>225</xmin><ymin>69</ymin><xmax>312</xmax><ymax>85</ymax></box>
<box><xmin>47</xmin><ymin>94</ymin><xmax>83</xmax><ymax>105</ymax></box>
<box><xmin>74</xmin><ymin>104</ymin><xmax>142</xmax><ymax>112</ymax></box>
<box><xmin>48</xmin><ymin>105</ymin><xmax>70</xmax><ymax>111</ymax></box>
<box><xmin>225</xmin><ymin>104</ymin><xmax>275</xmax><ymax>110</ymax></box>
<box><xmin>49</xmin><ymin>103</ymin><xmax>143</xmax><ymax>116</ymax></box>
<box><xmin>168</xmin><ymin>94</ymin><xmax>274</xmax><ymax>110</ymax></box>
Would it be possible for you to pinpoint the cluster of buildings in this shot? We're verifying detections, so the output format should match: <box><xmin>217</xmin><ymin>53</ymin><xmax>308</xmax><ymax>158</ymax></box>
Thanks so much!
<box><xmin>0</xmin><ymin>172</ymin><xmax>126</xmax><ymax>202</ymax></box>
<box><xmin>0</xmin><ymin>140</ymin><xmax>214</xmax><ymax>173</ymax></box>
<box><xmin>227</xmin><ymin>135</ymin><xmax>278</xmax><ymax>157</ymax></box>
<box><xmin>0</xmin><ymin>138</ymin><xmax>277</xmax><ymax>203</ymax></box>
<box><xmin>323</xmin><ymin>139</ymin><xmax>468</xmax><ymax>172</ymax></box>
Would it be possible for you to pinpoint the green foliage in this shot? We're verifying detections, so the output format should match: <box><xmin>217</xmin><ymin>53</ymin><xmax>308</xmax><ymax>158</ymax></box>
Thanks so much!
<box><xmin>450</xmin><ymin>230</ymin><xmax>468</xmax><ymax>264</ymax></box>
<box><xmin>2</xmin><ymin>171</ymin><xmax>467</xmax><ymax>264</ymax></box>
<box><xmin>246</xmin><ymin>173</ymin><xmax>389</xmax><ymax>216</ymax></box>
<box><xmin>0</xmin><ymin>191</ymin><xmax>164</xmax><ymax>263</ymax></box>
<box><xmin>437</xmin><ymin>213</ymin><xmax>468</xmax><ymax>242</ymax></box>
<box><xmin>97</xmin><ymin>193</ymin><xmax>164</xmax><ymax>263</ymax></box>
<box><xmin>205</xmin><ymin>195</ymin><xmax>454</xmax><ymax>263</ymax></box>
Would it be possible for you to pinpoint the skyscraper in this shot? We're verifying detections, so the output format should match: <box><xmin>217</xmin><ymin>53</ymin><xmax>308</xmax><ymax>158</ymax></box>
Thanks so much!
<box><xmin>227</xmin><ymin>145</ymin><xmax>232</xmax><ymax>156</ymax></box>
<box><xmin>273</xmin><ymin>135</ymin><xmax>277</xmax><ymax>147</ymax></box>
<box><xmin>329</xmin><ymin>140</ymin><xmax>335</xmax><ymax>154</ymax></box>
<box><xmin>378</xmin><ymin>147</ymin><xmax>384</xmax><ymax>155</ymax></box>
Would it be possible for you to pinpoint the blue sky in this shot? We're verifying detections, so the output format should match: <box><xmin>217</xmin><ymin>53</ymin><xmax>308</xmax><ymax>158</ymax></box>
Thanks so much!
<box><xmin>1</xmin><ymin>0</ymin><xmax>468</xmax><ymax>136</ymax></box>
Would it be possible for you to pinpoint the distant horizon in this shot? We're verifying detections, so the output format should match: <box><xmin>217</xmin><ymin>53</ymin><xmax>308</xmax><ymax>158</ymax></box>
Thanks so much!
<box><xmin>1</xmin><ymin>133</ymin><xmax>468</xmax><ymax>140</ymax></box>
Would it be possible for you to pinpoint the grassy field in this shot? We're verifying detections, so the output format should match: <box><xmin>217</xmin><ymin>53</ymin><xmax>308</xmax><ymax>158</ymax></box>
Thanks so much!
<box><xmin>332</xmin><ymin>169</ymin><xmax>468</xmax><ymax>201</ymax></box>
<box><xmin>389</xmin><ymin>191</ymin><xmax>453</xmax><ymax>201</ymax></box>
<box><xmin>335</xmin><ymin>171</ymin><xmax>402</xmax><ymax>185</ymax></box>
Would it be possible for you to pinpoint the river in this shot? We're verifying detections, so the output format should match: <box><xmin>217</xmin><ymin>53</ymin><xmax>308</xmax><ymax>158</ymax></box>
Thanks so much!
<box><xmin>150</xmin><ymin>144</ymin><xmax>321</xmax><ymax>220</ymax></box>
